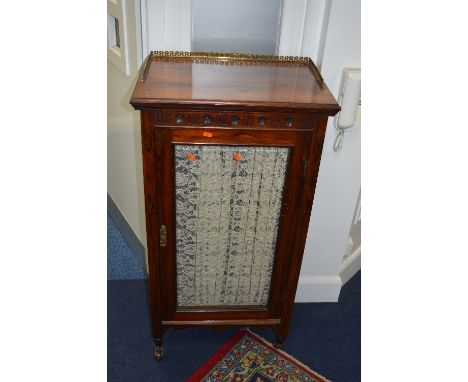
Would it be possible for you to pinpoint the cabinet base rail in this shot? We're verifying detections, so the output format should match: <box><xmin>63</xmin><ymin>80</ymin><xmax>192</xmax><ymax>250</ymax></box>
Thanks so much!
<box><xmin>162</xmin><ymin>318</ymin><xmax>281</xmax><ymax>326</ymax></box>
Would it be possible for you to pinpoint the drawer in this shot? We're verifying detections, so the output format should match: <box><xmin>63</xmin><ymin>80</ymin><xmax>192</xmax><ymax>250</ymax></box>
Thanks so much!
<box><xmin>153</xmin><ymin>110</ymin><xmax>318</xmax><ymax>130</ymax></box>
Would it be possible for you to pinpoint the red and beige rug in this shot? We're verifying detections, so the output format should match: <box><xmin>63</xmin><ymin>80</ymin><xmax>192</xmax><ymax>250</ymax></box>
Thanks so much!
<box><xmin>187</xmin><ymin>329</ymin><xmax>331</xmax><ymax>382</ymax></box>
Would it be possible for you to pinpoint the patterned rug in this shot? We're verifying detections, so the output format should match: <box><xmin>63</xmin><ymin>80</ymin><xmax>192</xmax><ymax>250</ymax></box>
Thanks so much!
<box><xmin>187</xmin><ymin>330</ymin><xmax>330</xmax><ymax>382</ymax></box>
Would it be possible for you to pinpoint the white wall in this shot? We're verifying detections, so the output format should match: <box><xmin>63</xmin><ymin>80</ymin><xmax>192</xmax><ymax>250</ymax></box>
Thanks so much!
<box><xmin>295</xmin><ymin>0</ymin><xmax>361</xmax><ymax>301</ymax></box>
<box><xmin>108</xmin><ymin>0</ymin><xmax>147</xmax><ymax>250</ymax></box>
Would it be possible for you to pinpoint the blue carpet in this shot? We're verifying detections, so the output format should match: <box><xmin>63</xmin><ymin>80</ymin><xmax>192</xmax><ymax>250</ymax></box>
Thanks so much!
<box><xmin>107</xmin><ymin>214</ymin><xmax>360</xmax><ymax>381</ymax></box>
<box><xmin>107</xmin><ymin>214</ymin><xmax>146</xmax><ymax>280</ymax></box>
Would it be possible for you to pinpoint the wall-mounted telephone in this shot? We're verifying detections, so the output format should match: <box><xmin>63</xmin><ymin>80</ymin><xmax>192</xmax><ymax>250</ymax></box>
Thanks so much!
<box><xmin>333</xmin><ymin>68</ymin><xmax>361</xmax><ymax>152</ymax></box>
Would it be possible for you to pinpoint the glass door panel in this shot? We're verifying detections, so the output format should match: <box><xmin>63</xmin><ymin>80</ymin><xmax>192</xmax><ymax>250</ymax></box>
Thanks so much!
<box><xmin>174</xmin><ymin>144</ymin><xmax>290</xmax><ymax>307</ymax></box>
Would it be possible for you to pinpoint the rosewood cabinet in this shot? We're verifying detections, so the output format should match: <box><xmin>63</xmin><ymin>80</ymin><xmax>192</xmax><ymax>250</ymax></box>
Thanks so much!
<box><xmin>130</xmin><ymin>51</ymin><xmax>339</xmax><ymax>360</ymax></box>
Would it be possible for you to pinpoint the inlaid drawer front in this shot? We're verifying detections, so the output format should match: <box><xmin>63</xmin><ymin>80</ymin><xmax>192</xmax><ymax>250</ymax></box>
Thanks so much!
<box><xmin>153</xmin><ymin>111</ymin><xmax>317</xmax><ymax>130</ymax></box>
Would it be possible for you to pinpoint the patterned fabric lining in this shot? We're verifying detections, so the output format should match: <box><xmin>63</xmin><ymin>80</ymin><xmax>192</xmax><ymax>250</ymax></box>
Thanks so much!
<box><xmin>175</xmin><ymin>145</ymin><xmax>289</xmax><ymax>306</ymax></box>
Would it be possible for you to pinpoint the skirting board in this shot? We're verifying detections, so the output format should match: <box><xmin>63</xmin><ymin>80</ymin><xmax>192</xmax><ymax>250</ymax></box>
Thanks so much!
<box><xmin>295</xmin><ymin>275</ymin><xmax>342</xmax><ymax>302</ymax></box>
<box><xmin>340</xmin><ymin>246</ymin><xmax>361</xmax><ymax>286</ymax></box>
<box><xmin>107</xmin><ymin>193</ymin><xmax>148</xmax><ymax>277</ymax></box>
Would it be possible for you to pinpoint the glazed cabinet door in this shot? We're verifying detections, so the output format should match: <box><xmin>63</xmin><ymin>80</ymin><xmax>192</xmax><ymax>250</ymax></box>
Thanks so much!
<box><xmin>157</xmin><ymin>125</ymin><xmax>313</xmax><ymax>322</ymax></box>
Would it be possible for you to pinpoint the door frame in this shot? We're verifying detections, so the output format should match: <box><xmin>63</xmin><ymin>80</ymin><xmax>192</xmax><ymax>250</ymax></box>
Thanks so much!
<box><xmin>139</xmin><ymin>0</ymin><xmax>332</xmax><ymax>66</ymax></box>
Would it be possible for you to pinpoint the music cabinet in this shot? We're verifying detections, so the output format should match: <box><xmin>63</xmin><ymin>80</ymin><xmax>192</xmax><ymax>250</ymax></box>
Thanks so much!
<box><xmin>130</xmin><ymin>51</ymin><xmax>339</xmax><ymax>360</ymax></box>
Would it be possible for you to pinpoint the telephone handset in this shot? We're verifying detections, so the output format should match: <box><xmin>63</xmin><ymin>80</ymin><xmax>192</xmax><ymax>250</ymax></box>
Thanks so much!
<box><xmin>333</xmin><ymin>68</ymin><xmax>361</xmax><ymax>152</ymax></box>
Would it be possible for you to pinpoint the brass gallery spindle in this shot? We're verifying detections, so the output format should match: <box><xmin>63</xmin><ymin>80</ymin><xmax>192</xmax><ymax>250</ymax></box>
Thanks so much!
<box><xmin>140</xmin><ymin>51</ymin><xmax>325</xmax><ymax>87</ymax></box>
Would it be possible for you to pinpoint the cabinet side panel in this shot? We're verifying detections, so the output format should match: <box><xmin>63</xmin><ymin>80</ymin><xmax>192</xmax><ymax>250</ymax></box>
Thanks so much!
<box><xmin>140</xmin><ymin>111</ymin><xmax>163</xmax><ymax>337</ymax></box>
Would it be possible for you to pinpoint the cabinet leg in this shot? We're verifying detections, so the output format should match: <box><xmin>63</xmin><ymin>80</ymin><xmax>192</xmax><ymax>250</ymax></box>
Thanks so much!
<box><xmin>154</xmin><ymin>337</ymin><xmax>163</xmax><ymax>361</ymax></box>
<box><xmin>273</xmin><ymin>334</ymin><xmax>286</xmax><ymax>349</ymax></box>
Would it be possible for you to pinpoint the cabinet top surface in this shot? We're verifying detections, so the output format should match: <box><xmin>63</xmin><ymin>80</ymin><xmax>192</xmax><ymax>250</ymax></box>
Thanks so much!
<box><xmin>130</xmin><ymin>52</ymin><xmax>339</xmax><ymax>114</ymax></box>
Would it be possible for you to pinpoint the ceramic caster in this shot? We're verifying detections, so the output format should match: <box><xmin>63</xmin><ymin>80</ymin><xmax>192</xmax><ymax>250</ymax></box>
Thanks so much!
<box><xmin>154</xmin><ymin>338</ymin><xmax>163</xmax><ymax>361</ymax></box>
<box><xmin>274</xmin><ymin>334</ymin><xmax>285</xmax><ymax>349</ymax></box>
